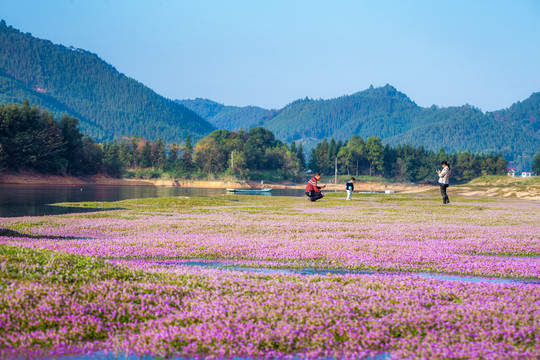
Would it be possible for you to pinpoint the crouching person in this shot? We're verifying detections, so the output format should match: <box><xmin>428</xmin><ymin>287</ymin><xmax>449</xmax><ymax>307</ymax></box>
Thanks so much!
<box><xmin>305</xmin><ymin>173</ymin><xmax>326</xmax><ymax>202</ymax></box>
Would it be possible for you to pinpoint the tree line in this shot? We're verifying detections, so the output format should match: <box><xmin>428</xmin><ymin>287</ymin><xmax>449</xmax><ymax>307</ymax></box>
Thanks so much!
<box><xmin>245</xmin><ymin>85</ymin><xmax>538</xmax><ymax>172</ymax></box>
<box><xmin>100</xmin><ymin>127</ymin><xmax>307</xmax><ymax>182</ymax></box>
<box><xmin>1</xmin><ymin>101</ymin><xmax>519</xmax><ymax>184</ymax></box>
<box><xmin>2</xmin><ymin>18</ymin><xmax>538</xmax><ymax>169</ymax></box>
<box><xmin>0</xmin><ymin>102</ymin><xmax>306</xmax><ymax>181</ymax></box>
<box><xmin>309</xmin><ymin>136</ymin><xmax>509</xmax><ymax>183</ymax></box>
<box><xmin>0</xmin><ymin>101</ymin><xmax>105</xmax><ymax>175</ymax></box>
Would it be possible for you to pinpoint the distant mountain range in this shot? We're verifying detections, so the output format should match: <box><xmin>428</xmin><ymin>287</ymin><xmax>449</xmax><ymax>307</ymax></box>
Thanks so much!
<box><xmin>0</xmin><ymin>20</ymin><xmax>538</xmax><ymax>167</ymax></box>
<box><xmin>179</xmin><ymin>86</ymin><xmax>540</xmax><ymax>166</ymax></box>
<box><xmin>176</xmin><ymin>98</ymin><xmax>272</xmax><ymax>131</ymax></box>
<box><xmin>0</xmin><ymin>20</ymin><xmax>214</xmax><ymax>143</ymax></box>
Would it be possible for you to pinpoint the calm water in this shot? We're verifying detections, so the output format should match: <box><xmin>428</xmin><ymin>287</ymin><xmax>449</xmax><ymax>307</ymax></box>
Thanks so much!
<box><xmin>41</xmin><ymin>351</ymin><xmax>391</xmax><ymax>360</ymax></box>
<box><xmin>140</xmin><ymin>259</ymin><xmax>540</xmax><ymax>286</ymax></box>
<box><xmin>0</xmin><ymin>185</ymin><xmax>305</xmax><ymax>217</ymax></box>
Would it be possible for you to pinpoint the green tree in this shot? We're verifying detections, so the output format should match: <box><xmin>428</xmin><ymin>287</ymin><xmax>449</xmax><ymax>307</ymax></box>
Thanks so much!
<box><xmin>346</xmin><ymin>135</ymin><xmax>366</xmax><ymax>176</ymax></box>
<box><xmin>20</xmin><ymin>110</ymin><xmax>65</xmax><ymax>172</ymax></box>
<box><xmin>58</xmin><ymin>115</ymin><xmax>84</xmax><ymax>174</ymax></box>
<box><xmin>118</xmin><ymin>138</ymin><xmax>138</xmax><ymax>169</ymax></box>
<box><xmin>194</xmin><ymin>137</ymin><xmax>224</xmax><ymax>173</ymax></box>
<box><xmin>229</xmin><ymin>150</ymin><xmax>247</xmax><ymax>172</ymax></box>
<box><xmin>337</xmin><ymin>146</ymin><xmax>352</xmax><ymax>175</ymax></box>
<box><xmin>0</xmin><ymin>143</ymin><xmax>5</xmax><ymax>171</ymax></box>
<box><xmin>365</xmin><ymin>136</ymin><xmax>384</xmax><ymax>176</ymax></box>
<box><xmin>382</xmin><ymin>144</ymin><xmax>397</xmax><ymax>179</ymax></box>
<box><xmin>0</xmin><ymin>101</ymin><xmax>107</xmax><ymax>176</ymax></box>
<box><xmin>152</xmin><ymin>138</ymin><xmax>166</xmax><ymax>167</ymax></box>
<box><xmin>243</xmin><ymin>137</ymin><xmax>265</xmax><ymax>170</ymax></box>
<box><xmin>290</xmin><ymin>141</ymin><xmax>297</xmax><ymax>155</ymax></box>
<box><xmin>532</xmin><ymin>153</ymin><xmax>540</xmax><ymax>176</ymax></box>
<box><xmin>494</xmin><ymin>155</ymin><xmax>508</xmax><ymax>175</ymax></box>
<box><xmin>243</xmin><ymin>127</ymin><xmax>276</xmax><ymax>170</ymax></box>
<box><xmin>248</xmin><ymin>127</ymin><xmax>276</xmax><ymax>149</ymax></box>
<box><xmin>296</xmin><ymin>143</ymin><xmax>306</xmax><ymax>170</ymax></box>
<box><xmin>169</xmin><ymin>143</ymin><xmax>178</xmax><ymax>164</ymax></box>
<box><xmin>322</xmin><ymin>138</ymin><xmax>338</xmax><ymax>174</ymax></box>
<box><xmin>140</xmin><ymin>141</ymin><xmax>152</xmax><ymax>168</ymax></box>
<box><xmin>454</xmin><ymin>152</ymin><xmax>480</xmax><ymax>182</ymax></box>
<box><xmin>183</xmin><ymin>135</ymin><xmax>193</xmax><ymax>171</ymax></box>
<box><xmin>280</xmin><ymin>150</ymin><xmax>303</xmax><ymax>180</ymax></box>
<box><xmin>102</xmin><ymin>141</ymin><xmax>122</xmax><ymax>177</ymax></box>
<box><xmin>308</xmin><ymin>138</ymin><xmax>329</xmax><ymax>173</ymax></box>
<box><xmin>265</xmin><ymin>146</ymin><xmax>286</xmax><ymax>171</ymax></box>
<box><xmin>80</xmin><ymin>136</ymin><xmax>103</xmax><ymax>174</ymax></box>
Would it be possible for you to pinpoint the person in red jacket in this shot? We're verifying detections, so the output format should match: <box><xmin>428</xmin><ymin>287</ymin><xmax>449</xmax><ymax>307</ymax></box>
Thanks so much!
<box><xmin>305</xmin><ymin>173</ymin><xmax>326</xmax><ymax>201</ymax></box>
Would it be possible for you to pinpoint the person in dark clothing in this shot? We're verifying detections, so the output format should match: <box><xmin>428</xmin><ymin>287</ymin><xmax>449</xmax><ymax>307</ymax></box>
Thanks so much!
<box><xmin>346</xmin><ymin>177</ymin><xmax>356</xmax><ymax>200</ymax></box>
<box><xmin>305</xmin><ymin>173</ymin><xmax>326</xmax><ymax>201</ymax></box>
<box><xmin>437</xmin><ymin>161</ymin><xmax>451</xmax><ymax>204</ymax></box>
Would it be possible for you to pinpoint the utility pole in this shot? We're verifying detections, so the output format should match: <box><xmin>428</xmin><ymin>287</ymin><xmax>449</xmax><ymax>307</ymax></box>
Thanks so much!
<box><xmin>231</xmin><ymin>151</ymin><xmax>234</xmax><ymax>169</ymax></box>
<box><xmin>335</xmin><ymin>157</ymin><xmax>338</xmax><ymax>185</ymax></box>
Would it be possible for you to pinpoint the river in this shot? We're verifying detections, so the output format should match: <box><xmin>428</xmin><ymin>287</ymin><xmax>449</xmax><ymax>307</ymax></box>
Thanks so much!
<box><xmin>0</xmin><ymin>185</ymin><xmax>305</xmax><ymax>217</ymax></box>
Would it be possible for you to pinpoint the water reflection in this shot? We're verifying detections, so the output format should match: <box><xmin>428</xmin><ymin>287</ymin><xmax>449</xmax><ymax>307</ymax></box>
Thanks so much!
<box><xmin>43</xmin><ymin>351</ymin><xmax>391</xmax><ymax>360</ymax></box>
<box><xmin>0</xmin><ymin>185</ymin><xmax>305</xmax><ymax>217</ymax></box>
<box><xmin>151</xmin><ymin>259</ymin><xmax>540</xmax><ymax>285</ymax></box>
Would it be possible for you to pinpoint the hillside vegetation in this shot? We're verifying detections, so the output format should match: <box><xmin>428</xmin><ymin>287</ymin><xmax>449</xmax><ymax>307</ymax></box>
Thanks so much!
<box><xmin>181</xmin><ymin>86</ymin><xmax>539</xmax><ymax>170</ymax></box>
<box><xmin>1</xmin><ymin>20</ymin><xmax>537</xmax><ymax>170</ymax></box>
<box><xmin>176</xmin><ymin>98</ymin><xmax>272</xmax><ymax>131</ymax></box>
<box><xmin>0</xmin><ymin>20</ymin><xmax>214</xmax><ymax>143</ymax></box>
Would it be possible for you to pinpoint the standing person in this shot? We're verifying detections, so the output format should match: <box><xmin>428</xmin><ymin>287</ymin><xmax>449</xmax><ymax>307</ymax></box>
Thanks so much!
<box><xmin>305</xmin><ymin>173</ymin><xmax>326</xmax><ymax>202</ymax></box>
<box><xmin>346</xmin><ymin>177</ymin><xmax>356</xmax><ymax>200</ymax></box>
<box><xmin>437</xmin><ymin>161</ymin><xmax>451</xmax><ymax>205</ymax></box>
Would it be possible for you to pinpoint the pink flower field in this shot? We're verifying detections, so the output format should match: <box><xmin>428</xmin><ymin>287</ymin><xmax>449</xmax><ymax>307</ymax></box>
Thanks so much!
<box><xmin>1</xmin><ymin>193</ymin><xmax>539</xmax><ymax>359</ymax></box>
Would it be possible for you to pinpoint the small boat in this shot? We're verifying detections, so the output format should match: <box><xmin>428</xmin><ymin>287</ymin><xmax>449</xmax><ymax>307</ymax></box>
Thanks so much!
<box><xmin>226</xmin><ymin>188</ymin><xmax>272</xmax><ymax>193</ymax></box>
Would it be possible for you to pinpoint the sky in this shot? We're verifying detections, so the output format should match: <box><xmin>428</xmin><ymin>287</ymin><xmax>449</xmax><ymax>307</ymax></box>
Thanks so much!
<box><xmin>1</xmin><ymin>0</ymin><xmax>539</xmax><ymax>111</ymax></box>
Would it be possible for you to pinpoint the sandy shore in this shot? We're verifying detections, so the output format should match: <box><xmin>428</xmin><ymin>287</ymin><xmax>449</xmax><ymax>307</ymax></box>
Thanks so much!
<box><xmin>0</xmin><ymin>172</ymin><xmax>154</xmax><ymax>186</ymax></box>
<box><xmin>0</xmin><ymin>171</ymin><xmax>429</xmax><ymax>193</ymax></box>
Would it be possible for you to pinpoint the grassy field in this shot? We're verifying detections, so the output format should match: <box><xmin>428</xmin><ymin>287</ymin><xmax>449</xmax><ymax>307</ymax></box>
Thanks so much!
<box><xmin>1</xmin><ymin>191</ymin><xmax>539</xmax><ymax>359</ymax></box>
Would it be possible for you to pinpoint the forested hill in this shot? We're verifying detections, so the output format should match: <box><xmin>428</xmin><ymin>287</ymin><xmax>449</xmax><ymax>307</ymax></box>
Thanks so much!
<box><xmin>2</xmin><ymin>21</ymin><xmax>536</xmax><ymax>166</ymax></box>
<box><xmin>262</xmin><ymin>85</ymin><xmax>421</xmax><ymax>144</ymax></box>
<box><xmin>384</xmin><ymin>103</ymin><xmax>540</xmax><ymax>159</ymax></box>
<box><xmin>0</xmin><ymin>20</ymin><xmax>214</xmax><ymax>143</ymax></box>
<box><xmin>491</xmin><ymin>92</ymin><xmax>540</xmax><ymax>140</ymax></box>
<box><xmin>179</xmin><ymin>85</ymin><xmax>539</xmax><ymax>166</ymax></box>
<box><xmin>176</xmin><ymin>98</ymin><xmax>273</xmax><ymax>131</ymax></box>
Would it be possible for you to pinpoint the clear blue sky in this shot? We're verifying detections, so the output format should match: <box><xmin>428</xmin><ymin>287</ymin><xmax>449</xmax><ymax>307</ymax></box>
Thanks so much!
<box><xmin>1</xmin><ymin>0</ymin><xmax>539</xmax><ymax>111</ymax></box>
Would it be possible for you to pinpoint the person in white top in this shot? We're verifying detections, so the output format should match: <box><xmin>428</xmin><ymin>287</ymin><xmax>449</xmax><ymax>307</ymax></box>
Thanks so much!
<box><xmin>437</xmin><ymin>161</ymin><xmax>451</xmax><ymax>204</ymax></box>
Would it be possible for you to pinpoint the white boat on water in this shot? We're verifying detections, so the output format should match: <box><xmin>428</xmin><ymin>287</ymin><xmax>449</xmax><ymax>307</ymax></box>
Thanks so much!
<box><xmin>226</xmin><ymin>188</ymin><xmax>272</xmax><ymax>193</ymax></box>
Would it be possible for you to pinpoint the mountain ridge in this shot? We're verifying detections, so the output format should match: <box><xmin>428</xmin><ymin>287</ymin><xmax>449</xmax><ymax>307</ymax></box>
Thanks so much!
<box><xmin>0</xmin><ymin>20</ymin><xmax>537</xmax><ymax>168</ymax></box>
<box><xmin>0</xmin><ymin>20</ymin><xmax>215</xmax><ymax>143</ymax></box>
<box><xmin>178</xmin><ymin>85</ymin><xmax>539</xmax><ymax>168</ymax></box>
<box><xmin>176</xmin><ymin>98</ymin><xmax>271</xmax><ymax>131</ymax></box>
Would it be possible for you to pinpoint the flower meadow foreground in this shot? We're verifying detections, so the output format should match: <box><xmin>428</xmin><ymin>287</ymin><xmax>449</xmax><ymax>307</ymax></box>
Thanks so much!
<box><xmin>1</xmin><ymin>193</ymin><xmax>539</xmax><ymax>359</ymax></box>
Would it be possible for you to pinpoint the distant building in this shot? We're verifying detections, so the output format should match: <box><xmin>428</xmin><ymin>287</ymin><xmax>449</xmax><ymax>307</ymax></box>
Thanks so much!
<box><xmin>521</xmin><ymin>172</ymin><xmax>534</xmax><ymax>178</ymax></box>
<box><xmin>507</xmin><ymin>168</ymin><xmax>516</xmax><ymax>177</ymax></box>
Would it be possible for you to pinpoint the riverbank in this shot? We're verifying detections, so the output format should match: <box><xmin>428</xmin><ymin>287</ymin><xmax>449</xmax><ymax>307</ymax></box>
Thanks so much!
<box><xmin>0</xmin><ymin>171</ymin><xmax>428</xmax><ymax>193</ymax></box>
<box><xmin>3</xmin><ymin>172</ymin><xmax>539</xmax><ymax>199</ymax></box>
<box><xmin>0</xmin><ymin>171</ymin><xmax>154</xmax><ymax>186</ymax></box>
<box><xmin>450</xmin><ymin>175</ymin><xmax>540</xmax><ymax>201</ymax></box>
